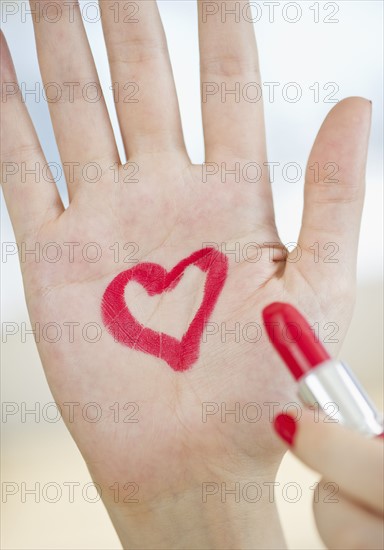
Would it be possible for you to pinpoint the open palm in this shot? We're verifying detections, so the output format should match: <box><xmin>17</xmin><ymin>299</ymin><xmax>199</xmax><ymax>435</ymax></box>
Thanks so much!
<box><xmin>1</xmin><ymin>1</ymin><xmax>371</xmax><ymax>548</ymax></box>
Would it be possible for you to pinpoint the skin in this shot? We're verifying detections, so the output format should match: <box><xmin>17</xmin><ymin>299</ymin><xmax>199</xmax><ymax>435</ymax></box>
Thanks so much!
<box><xmin>274</xmin><ymin>411</ymin><xmax>384</xmax><ymax>550</ymax></box>
<box><xmin>0</xmin><ymin>1</ymin><xmax>373</xmax><ymax>548</ymax></box>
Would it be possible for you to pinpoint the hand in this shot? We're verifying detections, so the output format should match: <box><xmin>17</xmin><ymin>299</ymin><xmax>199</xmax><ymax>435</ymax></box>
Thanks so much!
<box><xmin>0</xmin><ymin>1</ymin><xmax>372</xmax><ymax>548</ymax></box>
<box><xmin>274</xmin><ymin>411</ymin><xmax>384</xmax><ymax>549</ymax></box>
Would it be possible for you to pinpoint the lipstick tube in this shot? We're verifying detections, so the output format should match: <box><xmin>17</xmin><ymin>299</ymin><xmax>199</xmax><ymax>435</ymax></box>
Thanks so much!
<box><xmin>297</xmin><ymin>359</ymin><xmax>383</xmax><ymax>437</ymax></box>
<box><xmin>262</xmin><ymin>302</ymin><xmax>383</xmax><ymax>438</ymax></box>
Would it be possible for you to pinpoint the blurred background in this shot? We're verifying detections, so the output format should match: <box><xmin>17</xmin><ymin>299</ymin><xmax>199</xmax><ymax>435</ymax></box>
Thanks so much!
<box><xmin>1</xmin><ymin>1</ymin><xmax>383</xmax><ymax>548</ymax></box>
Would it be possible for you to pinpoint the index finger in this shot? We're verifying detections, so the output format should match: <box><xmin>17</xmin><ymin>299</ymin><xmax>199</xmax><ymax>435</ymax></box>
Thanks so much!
<box><xmin>274</xmin><ymin>410</ymin><xmax>384</xmax><ymax>515</ymax></box>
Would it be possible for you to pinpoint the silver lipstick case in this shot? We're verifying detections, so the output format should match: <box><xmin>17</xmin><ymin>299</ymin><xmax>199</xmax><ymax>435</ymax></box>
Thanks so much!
<box><xmin>297</xmin><ymin>360</ymin><xmax>383</xmax><ymax>437</ymax></box>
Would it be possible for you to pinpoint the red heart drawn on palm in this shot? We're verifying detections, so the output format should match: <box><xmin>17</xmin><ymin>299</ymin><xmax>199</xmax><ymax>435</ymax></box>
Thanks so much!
<box><xmin>101</xmin><ymin>248</ymin><xmax>228</xmax><ymax>372</ymax></box>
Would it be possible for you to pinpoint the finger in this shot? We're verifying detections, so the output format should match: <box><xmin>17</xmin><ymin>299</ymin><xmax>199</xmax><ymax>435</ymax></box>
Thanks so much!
<box><xmin>295</xmin><ymin>97</ymin><xmax>371</xmax><ymax>285</ymax></box>
<box><xmin>198</xmin><ymin>0</ymin><xmax>267</xmax><ymax>163</ymax></box>
<box><xmin>30</xmin><ymin>0</ymin><xmax>119</xmax><ymax>198</ymax></box>
<box><xmin>101</xmin><ymin>0</ymin><xmax>186</xmax><ymax>158</ymax></box>
<box><xmin>1</xmin><ymin>31</ymin><xmax>63</xmax><ymax>240</ymax></box>
<box><xmin>314</xmin><ymin>480</ymin><xmax>384</xmax><ymax>549</ymax></box>
<box><xmin>273</xmin><ymin>411</ymin><xmax>384</xmax><ymax>514</ymax></box>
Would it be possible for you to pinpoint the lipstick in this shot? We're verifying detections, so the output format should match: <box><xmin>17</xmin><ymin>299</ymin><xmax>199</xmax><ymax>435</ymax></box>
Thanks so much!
<box><xmin>263</xmin><ymin>302</ymin><xmax>383</xmax><ymax>437</ymax></box>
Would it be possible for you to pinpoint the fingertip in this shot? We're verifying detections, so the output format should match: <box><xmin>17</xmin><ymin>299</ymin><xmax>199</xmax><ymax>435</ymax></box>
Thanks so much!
<box><xmin>329</xmin><ymin>96</ymin><xmax>372</xmax><ymax>113</ymax></box>
<box><xmin>273</xmin><ymin>413</ymin><xmax>298</xmax><ymax>447</ymax></box>
<box><xmin>324</xmin><ymin>96</ymin><xmax>372</xmax><ymax>135</ymax></box>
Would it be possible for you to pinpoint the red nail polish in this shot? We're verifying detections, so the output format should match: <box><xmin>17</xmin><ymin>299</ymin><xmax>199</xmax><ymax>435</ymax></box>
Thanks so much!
<box><xmin>273</xmin><ymin>413</ymin><xmax>297</xmax><ymax>447</ymax></box>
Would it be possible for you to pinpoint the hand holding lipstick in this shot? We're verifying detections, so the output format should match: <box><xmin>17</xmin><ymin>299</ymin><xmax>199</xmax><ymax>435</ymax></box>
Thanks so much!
<box><xmin>263</xmin><ymin>303</ymin><xmax>383</xmax><ymax>437</ymax></box>
<box><xmin>274</xmin><ymin>410</ymin><xmax>384</xmax><ymax>550</ymax></box>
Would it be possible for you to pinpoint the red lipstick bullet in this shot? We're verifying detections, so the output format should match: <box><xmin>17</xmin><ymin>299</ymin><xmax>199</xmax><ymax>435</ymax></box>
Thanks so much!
<box><xmin>263</xmin><ymin>302</ymin><xmax>330</xmax><ymax>380</ymax></box>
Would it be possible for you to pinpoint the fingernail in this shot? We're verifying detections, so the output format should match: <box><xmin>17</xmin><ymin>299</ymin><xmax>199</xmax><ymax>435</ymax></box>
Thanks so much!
<box><xmin>273</xmin><ymin>413</ymin><xmax>297</xmax><ymax>447</ymax></box>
